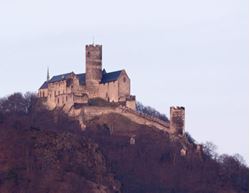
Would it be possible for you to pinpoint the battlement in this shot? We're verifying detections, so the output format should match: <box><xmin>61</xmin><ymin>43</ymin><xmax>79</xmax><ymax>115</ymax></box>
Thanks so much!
<box><xmin>85</xmin><ymin>44</ymin><xmax>102</xmax><ymax>49</ymax></box>
<box><xmin>170</xmin><ymin>106</ymin><xmax>185</xmax><ymax>110</ymax></box>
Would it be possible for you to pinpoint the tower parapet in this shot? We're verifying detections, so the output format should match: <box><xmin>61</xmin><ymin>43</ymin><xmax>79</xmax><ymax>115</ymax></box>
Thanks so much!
<box><xmin>170</xmin><ymin>106</ymin><xmax>185</xmax><ymax>135</ymax></box>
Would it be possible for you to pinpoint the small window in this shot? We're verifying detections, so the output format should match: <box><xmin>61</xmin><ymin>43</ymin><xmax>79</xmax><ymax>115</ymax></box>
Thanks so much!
<box><xmin>123</xmin><ymin>77</ymin><xmax>126</xmax><ymax>82</ymax></box>
<box><xmin>57</xmin><ymin>98</ymin><xmax>59</xmax><ymax>104</ymax></box>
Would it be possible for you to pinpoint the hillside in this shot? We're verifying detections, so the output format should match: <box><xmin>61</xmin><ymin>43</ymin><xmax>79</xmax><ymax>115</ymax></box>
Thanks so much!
<box><xmin>0</xmin><ymin>93</ymin><xmax>248</xmax><ymax>193</ymax></box>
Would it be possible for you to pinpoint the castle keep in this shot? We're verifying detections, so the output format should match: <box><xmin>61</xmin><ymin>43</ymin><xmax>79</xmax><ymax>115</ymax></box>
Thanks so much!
<box><xmin>38</xmin><ymin>44</ymin><xmax>185</xmax><ymax>134</ymax></box>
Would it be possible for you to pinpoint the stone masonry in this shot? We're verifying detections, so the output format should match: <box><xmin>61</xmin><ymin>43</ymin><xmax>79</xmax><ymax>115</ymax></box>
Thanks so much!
<box><xmin>38</xmin><ymin>44</ymin><xmax>185</xmax><ymax>135</ymax></box>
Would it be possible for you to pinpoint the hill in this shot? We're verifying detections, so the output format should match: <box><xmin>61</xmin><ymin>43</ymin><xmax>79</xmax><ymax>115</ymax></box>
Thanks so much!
<box><xmin>0</xmin><ymin>93</ymin><xmax>248</xmax><ymax>193</ymax></box>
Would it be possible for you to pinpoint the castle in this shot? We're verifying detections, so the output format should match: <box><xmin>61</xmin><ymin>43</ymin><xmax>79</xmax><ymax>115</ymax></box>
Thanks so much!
<box><xmin>38</xmin><ymin>44</ymin><xmax>185</xmax><ymax>135</ymax></box>
<box><xmin>38</xmin><ymin>44</ymin><xmax>136</xmax><ymax>111</ymax></box>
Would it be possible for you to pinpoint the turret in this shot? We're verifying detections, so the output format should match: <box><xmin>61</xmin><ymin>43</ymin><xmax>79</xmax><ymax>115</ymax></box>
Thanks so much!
<box><xmin>85</xmin><ymin>44</ymin><xmax>102</xmax><ymax>87</ymax></box>
<box><xmin>170</xmin><ymin>106</ymin><xmax>185</xmax><ymax>135</ymax></box>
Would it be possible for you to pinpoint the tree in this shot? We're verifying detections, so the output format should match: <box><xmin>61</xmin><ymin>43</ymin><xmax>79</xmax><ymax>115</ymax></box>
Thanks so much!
<box><xmin>203</xmin><ymin>141</ymin><xmax>218</xmax><ymax>159</ymax></box>
<box><xmin>136</xmin><ymin>101</ymin><xmax>168</xmax><ymax>122</ymax></box>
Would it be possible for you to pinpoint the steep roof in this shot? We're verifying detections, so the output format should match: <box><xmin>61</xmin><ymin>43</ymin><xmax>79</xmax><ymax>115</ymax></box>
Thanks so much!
<box><xmin>39</xmin><ymin>72</ymin><xmax>74</xmax><ymax>89</ymax></box>
<box><xmin>49</xmin><ymin>72</ymin><xmax>74</xmax><ymax>83</ymax></box>
<box><xmin>101</xmin><ymin>70</ymin><xmax>122</xmax><ymax>83</ymax></box>
<box><xmin>39</xmin><ymin>70</ymin><xmax>123</xmax><ymax>89</ymax></box>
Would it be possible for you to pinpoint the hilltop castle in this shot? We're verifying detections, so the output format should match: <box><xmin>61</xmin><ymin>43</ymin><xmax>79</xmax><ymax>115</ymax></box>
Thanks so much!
<box><xmin>38</xmin><ymin>44</ymin><xmax>185</xmax><ymax>135</ymax></box>
<box><xmin>38</xmin><ymin>44</ymin><xmax>136</xmax><ymax>110</ymax></box>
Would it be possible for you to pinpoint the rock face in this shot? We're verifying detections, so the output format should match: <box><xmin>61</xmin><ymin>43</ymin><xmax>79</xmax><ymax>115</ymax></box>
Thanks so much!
<box><xmin>0</xmin><ymin>126</ymin><xmax>120</xmax><ymax>193</ymax></box>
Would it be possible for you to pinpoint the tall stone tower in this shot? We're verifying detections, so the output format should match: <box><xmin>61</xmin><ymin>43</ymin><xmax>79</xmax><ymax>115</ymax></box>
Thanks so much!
<box><xmin>170</xmin><ymin>106</ymin><xmax>185</xmax><ymax>135</ymax></box>
<box><xmin>85</xmin><ymin>44</ymin><xmax>102</xmax><ymax>96</ymax></box>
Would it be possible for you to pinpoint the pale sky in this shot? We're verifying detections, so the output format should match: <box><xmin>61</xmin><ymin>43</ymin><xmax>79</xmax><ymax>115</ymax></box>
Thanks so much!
<box><xmin>0</xmin><ymin>0</ymin><xmax>248</xmax><ymax>162</ymax></box>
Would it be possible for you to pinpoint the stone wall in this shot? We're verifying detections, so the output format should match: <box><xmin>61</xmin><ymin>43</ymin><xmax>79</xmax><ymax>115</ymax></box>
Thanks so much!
<box><xmin>69</xmin><ymin>105</ymin><xmax>174</xmax><ymax>133</ymax></box>
<box><xmin>118</xmin><ymin>71</ymin><xmax>130</xmax><ymax>100</ymax></box>
<box><xmin>38</xmin><ymin>88</ymin><xmax>48</xmax><ymax>98</ymax></box>
<box><xmin>98</xmin><ymin>81</ymin><xmax>119</xmax><ymax>102</ymax></box>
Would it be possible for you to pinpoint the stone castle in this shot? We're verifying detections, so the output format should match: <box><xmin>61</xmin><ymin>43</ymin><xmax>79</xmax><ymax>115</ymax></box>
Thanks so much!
<box><xmin>38</xmin><ymin>44</ymin><xmax>185</xmax><ymax>135</ymax></box>
<box><xmin>39</xmin><ymin>44</ymin><xmax>136</xmax><ymax>111</ymax></box>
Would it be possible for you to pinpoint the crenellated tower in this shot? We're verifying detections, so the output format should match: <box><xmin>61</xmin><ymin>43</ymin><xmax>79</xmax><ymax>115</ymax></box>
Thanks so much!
<box><xmin>85</xmin><ymin>44</ymin><xmax>102</xmax><ymax>93</ymax></box>
<box><xmin>85</xmin><ymin>44</ymin><xmax>102</xmax><ymax>97</ymax></box>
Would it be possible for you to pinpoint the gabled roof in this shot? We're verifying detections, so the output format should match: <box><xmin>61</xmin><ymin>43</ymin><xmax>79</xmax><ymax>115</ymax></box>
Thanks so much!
<box><xmin>101</xmin><ymin>70</ymin><xmax>122</xmax><ymax>83</ymax></box>
<box><xmin>39</xmin><ymin>70</ymin><xmax>124</xmax><ymax>89</ymax></box>
<box><xmin>39</xmin><ymin>72</ymin><xmax>74</xmax><ymax>89</ymax></box>
<box><xmin>39</xmin><ymin>81</ymin><xmax>49</xmax><ymax>89</ymax></box>
<box><xmin>49</xmin><ymin>72</ymin><xmax>74</xmax><ymax>83</ymax></box>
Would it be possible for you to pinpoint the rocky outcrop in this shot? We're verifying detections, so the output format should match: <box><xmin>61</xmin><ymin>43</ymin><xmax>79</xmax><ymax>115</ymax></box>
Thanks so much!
<box><xmin>0</xmin><ymin>126</ymin><xmax>120</xmax><ymax>193</ymax></box>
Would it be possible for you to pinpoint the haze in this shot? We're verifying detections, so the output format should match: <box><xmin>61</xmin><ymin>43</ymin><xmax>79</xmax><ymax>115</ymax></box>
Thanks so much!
<box><xmin>0</xmin><ymin>0</ymin><xmax>248</xmax><ymax>162</ymax></box>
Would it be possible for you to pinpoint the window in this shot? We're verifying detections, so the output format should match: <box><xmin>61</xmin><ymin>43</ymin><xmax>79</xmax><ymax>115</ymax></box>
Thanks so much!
<box><xmin>123</xmin><ymin>77</ymin><xmax>126</xmax><ymax>82</ymax></box>
<box><xmin>57</xmin><ymin>98</ymin><xmax>59</xmax><ymax>104</ymax></box>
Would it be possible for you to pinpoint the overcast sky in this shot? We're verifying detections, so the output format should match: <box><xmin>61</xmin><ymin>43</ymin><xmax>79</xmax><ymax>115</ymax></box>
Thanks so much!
<box><xmin>0</xmin><ymin>0</ymin><xmax>248</xmax><ymax>162</ymax></box>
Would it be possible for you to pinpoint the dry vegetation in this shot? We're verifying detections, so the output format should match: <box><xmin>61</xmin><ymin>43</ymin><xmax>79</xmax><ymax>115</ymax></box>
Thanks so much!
<box><xmin>0</xmin><ymin>93</ymin><xmax>248</xmax><ymax>193</ymax></box>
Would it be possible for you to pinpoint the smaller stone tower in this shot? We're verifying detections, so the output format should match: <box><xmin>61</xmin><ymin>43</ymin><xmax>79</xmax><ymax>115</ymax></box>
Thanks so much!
<box><xmin>170</xmin><ymin>106</ymin><xmax>185</xmax><ymax>135</ymax></box>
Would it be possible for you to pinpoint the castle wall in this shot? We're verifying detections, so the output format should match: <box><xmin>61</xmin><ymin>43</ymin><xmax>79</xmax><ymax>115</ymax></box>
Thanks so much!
<box><xmin>118</xmin><ymin>71</ymin><xmax>130</xmax><ymax>100</ymax></box>
<box><xmin>46</xmin><ymin>80</ymin><xmax>67</xmax><ymax>109</ymax></box>
<box><xmin>126</xmin><ymin>98</ymin><xmax>136</xmax><ymax>110</ymax></box>
<box><xmin>69</xmin><ymin>106</ymin><xmax>173</xmax><ymax>133</ymax></box>
<box><xmin>39</xmin><ymin>74</ymin><xmax>89</xmax><ymax>110</ymax></box>
<box><xmin>38</xmin><ymin>88</ymin><xmax>48</xmax><ymax>98</ymax></box>
<box><xmin>99</xmin><ymin>81</ymin><xmax>119</xmax><ymax>102</ymax></box>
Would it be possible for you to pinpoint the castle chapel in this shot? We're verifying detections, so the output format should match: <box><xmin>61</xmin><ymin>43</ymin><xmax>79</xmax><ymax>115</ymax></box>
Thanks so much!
<box><xmin>38</xmin><ymin>44</ymin><xmax>136</xmax><ymax>110</ymax></box>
